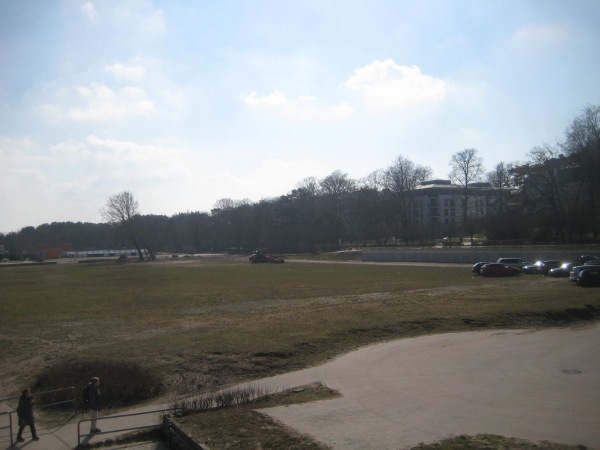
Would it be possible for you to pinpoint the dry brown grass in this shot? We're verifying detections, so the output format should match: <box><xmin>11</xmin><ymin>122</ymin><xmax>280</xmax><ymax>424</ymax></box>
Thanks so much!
<box><xmin>1</xmin><ymin>257</ymin><xmax>599</xmax><ymax>396</ymax></box>
<box><xmin>2</xmin><ymin>256</ymin><xmax>598</xmax><ymax>449</ymax></box>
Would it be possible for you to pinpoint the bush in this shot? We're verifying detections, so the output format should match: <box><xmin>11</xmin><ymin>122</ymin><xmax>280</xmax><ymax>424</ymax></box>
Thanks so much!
<box><xmin>171</xmin><ymin>384</ymin><xmax>271</xmax><ymax>413</ymax></box>
<box><xmin>34</xmin><ymin>359</ymin><xmax>163</xmax><ymax>409</ymax></box>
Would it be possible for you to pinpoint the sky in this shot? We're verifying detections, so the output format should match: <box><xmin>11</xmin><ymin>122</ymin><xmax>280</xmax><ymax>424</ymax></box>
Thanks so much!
<box><xmin>1</xmin><ymin>0</ymin><xmax>599</xmax><ymax>233</ymax></box>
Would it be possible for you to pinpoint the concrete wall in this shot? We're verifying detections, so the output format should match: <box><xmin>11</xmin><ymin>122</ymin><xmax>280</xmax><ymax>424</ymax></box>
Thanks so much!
<box><xmin>362</xmin><ymin>247</ymin><xmax>600</xmax><ymax>264</ymax></box>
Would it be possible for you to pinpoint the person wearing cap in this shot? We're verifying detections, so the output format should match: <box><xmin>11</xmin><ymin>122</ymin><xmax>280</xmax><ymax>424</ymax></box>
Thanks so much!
<box><xmin>83</xmin><ymin>377</ymin><xmax>102</xmax><ymax>433</ymax></box>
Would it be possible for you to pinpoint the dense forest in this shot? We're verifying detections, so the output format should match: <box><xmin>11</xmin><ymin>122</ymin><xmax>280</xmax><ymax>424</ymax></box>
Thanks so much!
<box><xmin>2</xmin><ymin>105</ymin><xmax>599</xmax><ymax>259</ymax></box>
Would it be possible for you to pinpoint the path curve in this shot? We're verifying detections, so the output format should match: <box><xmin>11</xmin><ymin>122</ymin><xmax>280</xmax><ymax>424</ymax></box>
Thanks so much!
<box><xmin>250</xmin><ymin>323</ymin><xmax>600</xmax><ymax>450</ymax></box>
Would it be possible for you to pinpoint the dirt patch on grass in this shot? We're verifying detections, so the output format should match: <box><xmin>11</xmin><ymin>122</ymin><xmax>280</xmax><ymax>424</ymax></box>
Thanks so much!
<box><xmin>411</xmin><ymin>433</ymin><xmax>591</xmax><ymax>450</ymax></box>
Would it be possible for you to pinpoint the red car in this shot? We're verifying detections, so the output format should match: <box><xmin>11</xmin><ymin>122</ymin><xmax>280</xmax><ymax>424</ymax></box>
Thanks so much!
<box><xmin>479</xmin><ymin>263</ymin><xmax>521</xmax><ymax>277</ymax></box>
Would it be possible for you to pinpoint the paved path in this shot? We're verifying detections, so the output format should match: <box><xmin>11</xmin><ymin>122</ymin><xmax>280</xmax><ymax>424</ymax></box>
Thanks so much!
<box><xmin>2</xmin><ymin>324</ymin><xmax>599</xmax><ymax>449</ymax></box>
<box><xmin>0</xmin><ymin>402</ymin><xmax>170</xmax><ymax>450</ymax></box>
<box><xmin>252</xmin><ymin>323</ymin><xmax>600</xmax><ymax>450</ymax></box>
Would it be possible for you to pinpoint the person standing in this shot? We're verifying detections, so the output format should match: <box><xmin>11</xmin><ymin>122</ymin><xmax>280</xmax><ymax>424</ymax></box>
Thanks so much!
<box><xmin>16</xmin><ymin>388</ymin><xmax>39</xmax><ymax>441</ymax></box>
<box><xmin>83</xmin><ymin>377</ymin><xmax>102</xmax><ymax>433</ymax></box>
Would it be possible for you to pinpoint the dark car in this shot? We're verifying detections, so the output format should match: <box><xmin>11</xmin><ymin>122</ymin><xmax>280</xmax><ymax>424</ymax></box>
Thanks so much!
<box><xmin>471</xmin><ymin>262</ymin><xmax>493</xmax><ymax>274</ymax></box>
<box><xmin>547</xmin><ymin>262</ymin><xmax>575</xmax><ymax>277</ymax></box>
<box><xmin>522</xmin><ymin>260</ymin><xmax>562</xmax><ymax>275</ymax></box>
<box><xmin>570</xmin><ymin>265</ymin><xmax>590</xmax><ymax>283</ymax></box>
<box><xmin>570</xmin><ymin>262</ymin><xmax>600</xmax><ymax>282</ymax></box>
<box><xmin>576</xmin><ymin>268</ymin><xmax>600</xmax><ymax>287</ymax></box>
<box><xmin>249</xmin><ymin>250</ymin><xmax>284</xmax><ymax>264</ymax></box>
<box><xmin>580</xmin><ymin>255</ymin><xmax>600</xmax><ymax>264</ymax></box>
<box><xmin>480</xmin><ymin>263</ymin><xmax>521</xmax><ymax>277</ymax></box>
<box><xmin>496</xmin><ymin>258</ymin><xmax>529</xmax><ymax>269</ymax></box>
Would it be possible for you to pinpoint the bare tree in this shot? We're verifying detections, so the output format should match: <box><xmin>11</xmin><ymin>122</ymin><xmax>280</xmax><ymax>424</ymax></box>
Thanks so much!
<box><xmin>319</xmin><ymin>171</ymin><xmax>356</xmax><ymax>245</ymax></box>
<box><xmin>384</xmin><ymin>155</ymin><xmax>432</xmax><ymax>193</ymax></box>
<box><xmin>525</xmin><ymin>144</ymin><xmax>569</xmax><ymax>241</ymax></box>
<box><xmin>319</xmin><ymin>171</ymin><xmax>355</xmax><ymax>198</ymax></box>
<box><xmin>295</xmin><ymin>177</ymin><xmax>320</xmax><ymax>197</ymax></box>
<box><xmin>563</xmin><ymin>104</ymin><xmax>600</xmax><ymax>237</ymax></box>
<box><xmin>361</xmin><ymin>169</ymin><xmax>386</xmax><ymax>190</ymax></box>
<box><xmin>486</xmin><ymin>161</ymin><xmax>517</xmax><ymax>213</ymax></box>
<box><xmin>449</xmin><ymin>148</ymin><xmax>485</xmax><ymax>223</ymax></box>
<box><xmin>383</xmin><ymin>155</ymin><xmax>432</xmax><ymax>228</ymax></box>
<box><xmin>100</xmin><ymin>191</ymin><xmax>147</xmax><ymax>261</ymax></box>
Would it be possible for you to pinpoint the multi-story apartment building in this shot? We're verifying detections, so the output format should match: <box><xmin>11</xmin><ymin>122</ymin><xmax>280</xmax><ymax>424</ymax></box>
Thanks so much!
<box><xmin>410</xmin><ymin>179</ymin><xmax>505</xmax><ymax>228</ymax></box>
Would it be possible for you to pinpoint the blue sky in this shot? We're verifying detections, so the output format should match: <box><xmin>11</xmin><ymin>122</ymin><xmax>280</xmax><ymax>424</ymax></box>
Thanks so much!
<box><xmin>1</xmin><ymin>0</ymin><xmax>599</xmax><ymax>232</ymax></box>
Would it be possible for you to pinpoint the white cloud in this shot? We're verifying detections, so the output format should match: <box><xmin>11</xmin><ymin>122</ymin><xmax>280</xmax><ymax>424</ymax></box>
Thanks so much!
<box><xmin>104</xmin><ymin>62</ymin><xmax>146</xmax><ymax>81</ymax></box>
<box><xmin>0</xmin><ymin>136</ymin><xmax>44</xmax><ymax>175</ymax></box>
<box><xmin>511</xmin><ymin>22</ymin><xmax>570</xmax><ymax>49</ymax></box>
<box><xmin>49</xmin><ymin>135</ymin><xmax>190</xmax><ymax>181</ymax></box>
<box><xmin>243</xmin><ymin>91</ymin><xmax>353</xmax><ymax>121</ymax></box>
<box><xmin>141</xmin><ymin>9</ymin><xmax>167</xmax><ymax>35</ymax></box>
<box><xmin>204</xmin><ymin>157</ymin><xmax>328</xmax><ymax>206</ymax></box>
<box><xmin>82</xmin><ymin>2</ymin><xmax>98</xmax><ymax>22</ymax></box>
<box><xmin>345</xmin><ymin>59</ymin><xmax>447</xmax><ymax>113</ymax></box>
<box><xmin>43</xmin><ymin>83</ymin><xmax>155</xmax><ymax>122</ymax></box>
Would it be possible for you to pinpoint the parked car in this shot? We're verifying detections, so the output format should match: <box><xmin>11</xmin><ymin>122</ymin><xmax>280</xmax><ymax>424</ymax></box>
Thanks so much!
<box><xmin>480</xmin><ymin>263</ymin><xmax>521</xmax><ymax>277</ymax></box>
<box><xmin>496</xmin><ymin>258</ymin><xmax>529</xmax><ymax>269</ymax></box>
<box><xmin>570</xmin><ymin>261</ymin><xmax>600</xmax><ymax>282</ymax></box>
<box><xmin>547</xmin><ymin>262</ymin><xmax>575</xmax><ymax>277</ymax></box>
<box><xmin>570</xmin><ymin>265</ymin><xmax>587</xmax><ymax>283</ymax></box>
<box><xmin>249</xmin><ymin>250</ymin><xmax>285</xmax><ymax>264</ymax></box>
<box><xmin>580</xmin><ymin>255</ymin><xmax>600</xmax><ymax>264</ymax></box>
<box><xmin>576</xmin><ymin>268</ymin><xmax>600</xmax><ymax>287</ymax></box>
<box><xmin>522</xmin><ymin>260</ymin><xmax>562</xmax><ymax>275</ymax></box>
<box><xmin>471</xmin><ymin>262</ymin><xmax>493</xmax><ymax>274</ymax></box>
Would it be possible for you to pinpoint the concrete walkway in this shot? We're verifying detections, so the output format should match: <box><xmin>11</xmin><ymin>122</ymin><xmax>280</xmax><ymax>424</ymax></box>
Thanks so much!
<box><xmin>0</xmin><ymin>402</ymin><xmax>170</xmax><ymax>450</ymax></box>
<box><xmin>253</xmin><ymin>323</ymin><xmax>600</xmax><ymax>450</ymax></box>
<box><xmin>2</xmin><ymin>323</ymin><xmax>599</xmax><ymax>449</ymax></box>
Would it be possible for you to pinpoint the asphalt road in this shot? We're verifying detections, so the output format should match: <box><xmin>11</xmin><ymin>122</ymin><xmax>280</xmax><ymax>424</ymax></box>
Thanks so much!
<box><xmin>253</xmin><ymin>323</ymin><xmax>600</xmax><ymax>450</ymax></box>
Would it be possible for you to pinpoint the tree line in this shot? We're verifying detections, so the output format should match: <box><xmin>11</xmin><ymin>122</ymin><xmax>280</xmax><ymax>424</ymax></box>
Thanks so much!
<box><xmin>1</xmin><ymin>105</ymin><xmax>599</xmax><ymax>259</ymax></box>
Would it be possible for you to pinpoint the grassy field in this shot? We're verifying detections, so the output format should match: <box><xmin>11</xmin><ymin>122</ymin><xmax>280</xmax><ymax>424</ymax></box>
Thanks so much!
<box><xmin>1</xmin><ymin>256</ymin><xmax>599</xmax><ymax>448</ymax></box>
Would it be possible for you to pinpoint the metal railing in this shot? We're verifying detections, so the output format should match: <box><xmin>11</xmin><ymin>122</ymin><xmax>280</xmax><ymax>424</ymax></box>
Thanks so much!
<box><xmin>0</xmin><ymin>411</ymin><xmax>14</xmax><ymax>447</ymax></box>
<box><xmin>0</xmin><ymin>386</ymin><xmax>76</xmax><ymax>413</ymax></box>
<box><xmin>34</xmin><ymin>386</ymin><xmax>77</xmax><ymax>415</ymax></box>
<box><xmin>0</xmin><ymin>386</ymin><xmax>76</xmax><ymax>445</ymax></box>
<box><xmin>77</xmin><ymin>408</ymin><xmax>177</xmax><ymax>446</ymax></box>
<box><xmin>163</xmin><ymin>414</ymin><xmax>206</xmax><ymax>450</ymax></box>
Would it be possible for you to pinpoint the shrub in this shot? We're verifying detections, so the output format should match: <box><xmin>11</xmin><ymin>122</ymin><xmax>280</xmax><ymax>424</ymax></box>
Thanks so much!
<box><xmin>171</xmin><ymin>384</ymin><xmax>271</xmax><ymax>413</ymax></box>
<box><xmin>34</xmin><ymin>359</ymin><xmax>162</xmax><ymax>409</ymax></box>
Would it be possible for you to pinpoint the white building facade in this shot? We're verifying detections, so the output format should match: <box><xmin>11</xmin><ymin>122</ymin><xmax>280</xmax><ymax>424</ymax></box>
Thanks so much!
<box><xmin>410</xmin><ymin>180</ymin><xmax>504</xmax><ymax>228</ymax></box>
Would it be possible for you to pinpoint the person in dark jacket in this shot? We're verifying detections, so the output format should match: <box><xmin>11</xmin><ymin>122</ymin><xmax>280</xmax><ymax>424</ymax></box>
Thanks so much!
<box><xmin>16</xmin><ymin>388</ymin><xmax>39</xmax><ymax>441</ymax></box>
<box><xmin>83</xmin><ymin>377</ymin><xmax>102</xmax><ymax>433</ymax></box>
